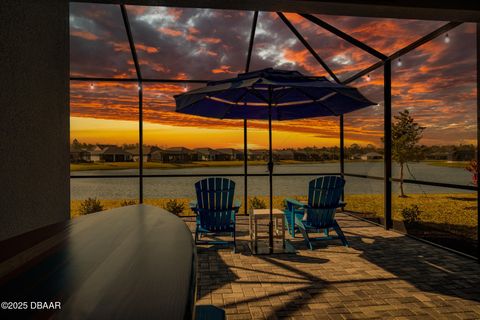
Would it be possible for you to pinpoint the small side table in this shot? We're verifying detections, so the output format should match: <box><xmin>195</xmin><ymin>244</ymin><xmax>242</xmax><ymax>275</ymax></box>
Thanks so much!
<box><xmin>250</xmin><ymin>209</ymin><xmax>285</xmax><ymax>253</ymax></box>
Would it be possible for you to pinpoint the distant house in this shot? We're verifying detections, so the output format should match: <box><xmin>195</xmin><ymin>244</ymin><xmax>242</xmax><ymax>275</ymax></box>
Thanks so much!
<box><xmin>273</xmin><ymin>149</ymin><xmax>295</xmax><ymax>161</ymax></box>
<box><xmin>426</xmin><ymin>152</ymin><xmax>448</xmax><ymax>160</ymax></box>
<box><xmin>125</xmin><ymin>146</ymin><xmax>161</xmax><ymax>162</ymax></box>
<box><xmin>216</xmin><ymin>148</ymin><xmax>244</xmax><ymax>161</ymax></box>
<box><xmin>70</xmin><ymin>147</ymin><xmax>90</xmax><ymax>163</ymax></box>
<box><xmin>90</xmin><ymin>145</ymin><xmax>133</xmax><ymax>162</ymax></box>
<box><xmin>349</xmin><ymin>153</ymin><xmax>362</xmax><ymax>160</ymax></box>
<box><xmin>293</xmin><ymin>150</ymin><xmax>308</xmax><ymax>161</ymax></box>
<box><xmin>448</xmin><ymin>149</ymin><xmax>475</xmax><ymax>161</ymax></box>
<box><xmin>315</xmin><ymin>151</ymin><xmax>335</xmax><ymax>161</ymax></box>
<box><xmin>193</xmin><ymin>148</ymin><xmax>232</xmax><ymax>161</ymax></box>
<box><xmin>248</xmin><ymin>149</ymin><xmax>268</xmax><ymax>161</ymax></box>
<box><xmin>361</xmin><ymin>152</ymin><xmax>383</xmax><ymax>160</ymax></box>
<box><xmin>306</xmin><ymin>150</ymin><xmax>321</xmax><ymax>161</ymax></box>
<box><xmin>150</xmin><ymin>149</ymin><xmax>165</xmax><ymax>162</ymax></box>
<box><xmin>158</xmin><ymin>147</ymin><xmax>197</xmax><ymax>163</ymax></box>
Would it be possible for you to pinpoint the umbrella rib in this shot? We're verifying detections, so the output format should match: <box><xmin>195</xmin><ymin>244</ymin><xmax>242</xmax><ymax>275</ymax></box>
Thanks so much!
<box><xmin>272</xmin><ymin>87</ymin><xmax>294</xmax><ymax>106</ymax></box>
<box><xmin>272</xmin><ymin>88</ymin><xmax>295</xmax><ymax>121</ymax></box>
<box><xmin>248</xmin><ymin>87</ymin><xmax>270</xmax><ymax>104</ymax></box>
<box><xmin>294</xmin><ymin>87</ymin><xmax>338</xmax><ymax>116</ymax></box>
<box><xmin>233</xmin><ymin>89</ymin><xmax>250</xmax><ymax>104</ymax></box>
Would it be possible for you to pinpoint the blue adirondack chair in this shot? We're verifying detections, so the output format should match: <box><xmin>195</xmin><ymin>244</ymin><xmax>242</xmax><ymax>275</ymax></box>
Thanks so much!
<box><xmin>190</xmin><ymin>177</ymin><xmax>240</xmax><ymax>250</ymax></box>
<box><xmin>284</xmin><ymin>176</ymin><xmax>348</xmax><ymax>250</ymax></box>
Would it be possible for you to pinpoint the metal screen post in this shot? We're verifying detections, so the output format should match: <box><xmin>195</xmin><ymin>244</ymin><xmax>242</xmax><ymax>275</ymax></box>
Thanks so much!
<box><xmin>268</xmin><ymin>87</ymin><xmax>274</xmax><ymax>254</ymax></box>
<box><xmin>244</xmin><ymin>118</ymin><xmax>248</xmax><ymax>215</ymax></box>
<box><xmin>384</xmin><ymin>60</ymin><xmax>393</xmax><ymax>229</ymax></box>
<box><xmin>139</xmin><ymin>84</ymin><xmax>143</xmax><ymax>203</ymax></box>
<box><xmin>243</xmin><ymin>11</ymin><xmax>258</xmax><ymax>216</ymax></box>
<box><xmin>477</xmin><ymin>22</ymin><xmax>479</xmax><ymax>261</ymax></box>
<box><xmin>340</xmin><ymin>115</ymin><xmax>345</xmax><ymax>203</ymax></box>
<box><xmin>121</xmin><ymin>4</ymin><xmax>143</xmax><ymax>204</ymax></box>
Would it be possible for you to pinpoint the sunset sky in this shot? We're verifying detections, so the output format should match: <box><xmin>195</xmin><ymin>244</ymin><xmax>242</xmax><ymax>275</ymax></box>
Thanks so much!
<box><xmin>70</xmin><ymin>4</ymin><xmax>477</xmax><ymax>149</ymax></box>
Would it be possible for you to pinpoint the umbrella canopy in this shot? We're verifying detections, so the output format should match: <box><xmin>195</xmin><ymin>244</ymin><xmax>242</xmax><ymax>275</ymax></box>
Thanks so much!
<box><xmin>174</xmin><ymin>68</ymin><xmax>375</xmax><ymax>121</ymax></box>
<box><xmin>174</xmin><ymin>68</ymin><xmax>376</xmax><ymax>254</ymax></box>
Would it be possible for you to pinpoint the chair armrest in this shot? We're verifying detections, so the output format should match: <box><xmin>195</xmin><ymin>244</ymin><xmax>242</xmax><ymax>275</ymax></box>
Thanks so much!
<box><xmin>189</xmin><ymin>200</ymin><xmax>198</xmax><ymax>213</ymax></box>
<box><xmin>285</xmin><ymin>198</ymin><xmax>306</xmax><ymax>208</ymax></box>
<box><xmin>233</xmin><ymin>199</ymin><xmax>241</xmax><ymax>209</ymax></box>
<box><xmin>338</xmin><ymin>201</ymin><xmax>347</xmax><ymax>208</ymax></box>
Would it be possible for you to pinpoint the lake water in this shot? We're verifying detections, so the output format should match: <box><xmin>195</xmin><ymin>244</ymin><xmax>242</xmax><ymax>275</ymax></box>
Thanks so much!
<box><xmin>71</xmin><ymin>162</ymin><xmax>475</xmax><ymax>200</ymax></box>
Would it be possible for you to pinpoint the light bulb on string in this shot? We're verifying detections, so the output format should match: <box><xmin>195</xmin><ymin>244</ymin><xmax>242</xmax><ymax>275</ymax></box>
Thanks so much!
<box><xmin>89</xmin><ymin>82</ymin><xmax>95</xmax><ymax>90</ymax></box>
<box><xmin>366</xmin><ymin>74</ymin><xmax>371</xmax><ymax>82</ymax></box>
<box><xmin>397</xmin><ymin>58</ymin><xmax>403</xmax><ymax>67</ymax></box>
<box><xmin>183</xmin><ymin>85</ymin><xmax>188</xmax><ymax>92</ymax></box>
<box><xmin>444</xmin><ymin>33</ymin><xmax>450</xmax><ymax>44</ymax></box>
<box><xmin>137</xmin><ymin>84</ymin><xmax>142</xmax><ymax>91</ymax></box>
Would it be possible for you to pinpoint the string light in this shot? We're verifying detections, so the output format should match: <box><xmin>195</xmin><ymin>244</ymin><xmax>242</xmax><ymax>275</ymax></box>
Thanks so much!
<box><xmin>137</xmin><ymin>84</ymin><xmax>142</xmax><ymax>91</ymax></box>
<box><xmin>397</xmin><ymin>58</ymin><xmax>403</xmax><ymax>67</ymax></box>
<box><xmin>366</xmin><ymin>74</ymin><xmax>371</xmax><ymax>82</ymax></box>
<box><xmin>444</xmin><ymin>33</ymin><xmax>450</xmax><ymax>44</ymax></box>
<box><xmin>183</xmin><ymin>85</ymin><xmax>188</xmax><ymax>92</ymax></box>
<box><xmin>89</xmin><ymin>82</ymin><xmax>95</xmax><ymax>90</ymax></box>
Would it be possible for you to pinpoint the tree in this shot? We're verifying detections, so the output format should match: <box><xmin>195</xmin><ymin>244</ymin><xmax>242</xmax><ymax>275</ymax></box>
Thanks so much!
<box><xmin>71</xmin><ymin>138</ymin><xmax>82</xmax><ymax>149</ymax></box>
<box><xmin>385</xmin><ymin>110</ymin><xmax>425</xmax><ymax>197</ymax></box>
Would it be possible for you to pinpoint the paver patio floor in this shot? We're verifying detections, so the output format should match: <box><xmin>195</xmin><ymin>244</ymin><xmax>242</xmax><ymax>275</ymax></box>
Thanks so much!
<box><xmin>184</xmin><ymin>213</ymin><xmax>480</xmax><ymax>320</ymax></box>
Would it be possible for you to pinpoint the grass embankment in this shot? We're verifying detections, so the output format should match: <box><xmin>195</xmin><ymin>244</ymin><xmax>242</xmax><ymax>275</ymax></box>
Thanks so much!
<box><xmin>71</xmin><ymin>193</ymin><xmax>477</xmax><ymax>240</ymax></box>
<box><xmin>71</xmin><ymin>160</ymin><xmax>471</xmax><ymax>171</ymax></box>
<box><xmin>423</xmin><ymin>160</ymin><xmax>469</xmax><ymax>168</ymax></box>
<box><xmin>71</xmin><ymin>160</ymin><xmax>271</xmax><ymax>171</ymax></box>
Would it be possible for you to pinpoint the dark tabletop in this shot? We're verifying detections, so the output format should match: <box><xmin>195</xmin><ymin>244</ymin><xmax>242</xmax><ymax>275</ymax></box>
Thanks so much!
<box><xmin>0</xmin><ymin>205</ymin><xmax>196</xmax><ymax>320</ymax></box>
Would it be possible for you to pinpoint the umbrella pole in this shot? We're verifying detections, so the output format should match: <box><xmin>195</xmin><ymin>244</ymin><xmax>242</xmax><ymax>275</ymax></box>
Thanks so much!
<box><xmin>268</xmin><ymin>88</ymin><xmax>274</xmax><ymax>254</ymax></box>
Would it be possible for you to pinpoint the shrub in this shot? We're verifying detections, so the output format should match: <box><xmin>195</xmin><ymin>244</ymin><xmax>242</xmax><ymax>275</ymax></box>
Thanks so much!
<box><xmin>120</xmin><ymin>200</ymin><xmax>137</xmax><ymax>206</ymax></box>
<box><xmin>164</xmin><ymin>199</ymin><xmax>185</xmax><ymax>215</ymax></box>
<box><xmin>401</xmin><ymin>204</ymin><xmax>422</xmax><ymax>224</ymax></box>
<box><xmin>249</xmin><ymin>197</ymin><xmax>267</xmax><ymax>210</ymax></box>
<box><xmin>79</xmin><ymin>197</ymin><xmax>104</xmax><ymax>215</ymax></box>
<box><xmin>466</xmin><ymin>159</ymin><xmax>478</xmax><ymax>186</ymax></box>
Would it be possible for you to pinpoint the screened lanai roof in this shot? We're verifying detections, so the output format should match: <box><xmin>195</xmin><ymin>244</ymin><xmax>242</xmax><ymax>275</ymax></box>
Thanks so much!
<box><xmin>70</xmin><ymin>3</ymin><xmax>477</xmax><ymax>147</ymax></box>
<box><xmin>70</xmin><ymin>4</ymin><xmax>448</xmax><ymax>81</ymax></box>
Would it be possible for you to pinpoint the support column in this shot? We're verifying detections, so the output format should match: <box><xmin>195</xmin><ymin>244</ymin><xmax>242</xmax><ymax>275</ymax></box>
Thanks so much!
<box><xmin>244</xmin><ymin>118</ymin><xmax>248</xmax><ymax>215</ymax></box>
<box><xmin>340</xmin><ymin>115</ymin><xmax>345</xmax><ymax>203</ymax></box>
<box><xmin>268</xmin><ymin>87</ymin><xmax>274</xmax><ymax>254</ymax></box>
<box><xmin>139</xmin><ymin>83</ymin><xmax>143</xmax><ymax>204</ymax></box>
<box><xmin>384</xmin><ymin>61</ymin><xmax>393</xmax><ymax>230</ymax></box>
<box><xmin>476</xmin><ymin>23</ymin><xmax>479</xmax><ymax>261</ymax></box>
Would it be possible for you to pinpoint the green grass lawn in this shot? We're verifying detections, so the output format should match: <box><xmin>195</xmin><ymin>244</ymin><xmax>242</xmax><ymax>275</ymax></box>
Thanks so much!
<box><xmin>345</xmin><ymin>193</ymin><xmax>477</xmax><ymax>240</ymax></box>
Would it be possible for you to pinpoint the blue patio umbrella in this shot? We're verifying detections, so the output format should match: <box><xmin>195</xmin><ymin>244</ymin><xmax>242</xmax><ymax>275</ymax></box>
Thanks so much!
<box><xmin>174</xmin><ymin>68</ymin><xmax>375</xmax><ymax>253</ymax></box>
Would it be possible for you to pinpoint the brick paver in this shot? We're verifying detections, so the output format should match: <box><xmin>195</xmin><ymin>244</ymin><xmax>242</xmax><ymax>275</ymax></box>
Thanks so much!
<box><xmin>184</xmin><ymin>213</ymin><xmax>480</xmax><ymax>320</ymax></box>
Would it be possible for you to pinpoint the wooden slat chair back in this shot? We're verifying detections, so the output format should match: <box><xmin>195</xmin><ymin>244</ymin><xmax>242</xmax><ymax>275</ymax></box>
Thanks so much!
<box><xmin>306</xmin><ymin>176</ymin><xmax>345</xmax><ymax>229</ymax></box>
<box><xmin>195</xmin><ymin>177</ymin><xmax>236</xmax><ymax>232</ymax></box>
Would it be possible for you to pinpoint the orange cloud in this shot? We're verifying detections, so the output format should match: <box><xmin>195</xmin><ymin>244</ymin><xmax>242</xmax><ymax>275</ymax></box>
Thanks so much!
<box><xmin>211</xmin><ymin>65</ymin><xmax>236</xmax><ymax>74</ymax></box>
<box><xmin>158</xmin><ymin>27</ymin><xmax>183</xmax><ymax>37</ymax></box>
<box><xmin>71</xmin><ymin>30</ymin><xmax>99</xmax><ymax>41</ymax></box>
<box><xmin>135</xmin><ymin>44</ymin><xmax>159</xmax><ymax>53</ymax></box>
<box><xmin>201</xmin><ymin>37</ymin><xmax>222</xmax><ymax>44</ymax></box>
<box><xmin>188</xmin><ymin>26</ymin><xmax>200</xmax><ymax>34</ymax></box>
